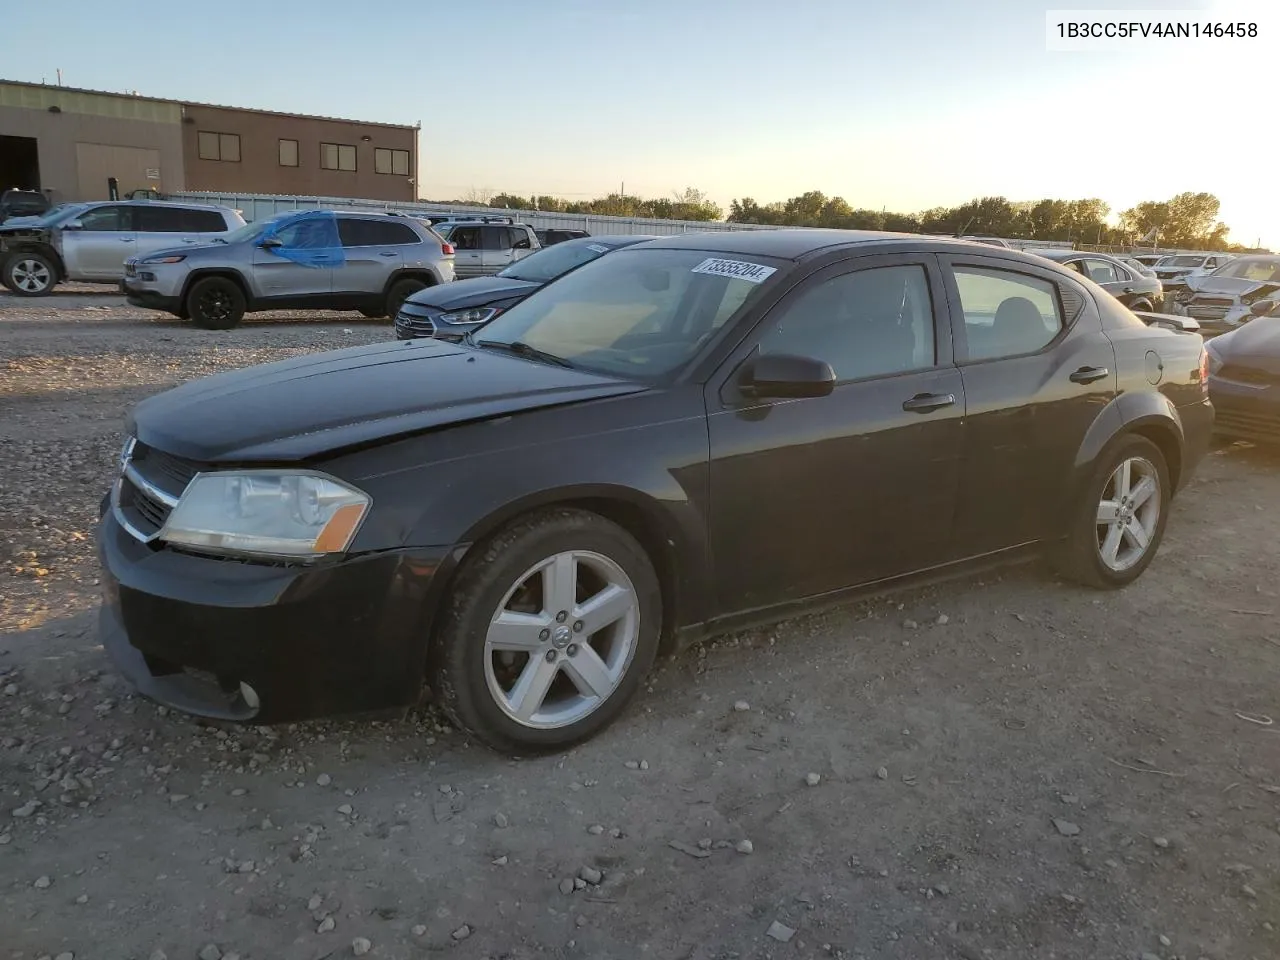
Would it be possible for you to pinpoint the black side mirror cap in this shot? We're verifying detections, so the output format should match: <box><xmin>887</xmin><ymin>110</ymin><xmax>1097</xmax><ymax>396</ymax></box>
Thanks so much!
<box><xmin>742</xmin><ymin>353</ymin><xmax>837</xmax><ymax>399</ymax></box>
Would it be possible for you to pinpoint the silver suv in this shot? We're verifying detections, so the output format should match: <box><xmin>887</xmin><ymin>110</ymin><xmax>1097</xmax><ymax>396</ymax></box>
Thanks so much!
<box><xmin>123</xmin><ymin>210</ymin><xmax>456</xmax><ymax>329</ymax></box>
<box><xmin>435</xmin><ymin>220</ymin><xmax>540</xmax><ymax>278</ymax></box>
<box><xmin>0</xmin><ymin>200</ymin><xmax>244</xmax><ymax>296</ymax></box>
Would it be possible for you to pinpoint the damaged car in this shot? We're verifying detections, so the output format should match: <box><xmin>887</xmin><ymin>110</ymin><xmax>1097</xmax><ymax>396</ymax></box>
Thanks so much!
<box><xmin>1153</xmin><ymin>252</ymin><xmax>1233</xmax><ymax>291</ymax></box>
<box><xmin>1170</xmin><ymin>255</ymin><xmax>1280</xmax><ymax>336</ymax></box>
<box><xmin>1205</xmin><ymin>310</ymin><xmax>1280</xmax><ymax>443</ymax></box>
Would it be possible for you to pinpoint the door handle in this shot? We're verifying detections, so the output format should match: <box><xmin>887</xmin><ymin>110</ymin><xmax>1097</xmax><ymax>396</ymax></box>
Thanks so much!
<box><xmin>120</xmin><ymin>238</ymin><xmax>135</xmax><ymax>242</ymax></box>
<box><xmin>1069</xmin><ymin>366</ymin><xmax>1110</xmax><ymax>384</ymax></box>
<box><xmin>379</xmin><ymin>252</ymin><xmax>397</xmax><ymax>258</ymax></box>
<box><xmin>902</xmin><ymin>392</ymin><xmax>956</xmax><ymax>413</ymax></box>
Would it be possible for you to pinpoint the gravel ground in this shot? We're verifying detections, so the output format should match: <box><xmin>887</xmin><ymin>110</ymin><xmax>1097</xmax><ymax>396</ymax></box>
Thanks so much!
<box><xmin>2</xmin><ymin>288</ymin><xmax>1279</xmax><ymax>960</ymax></box>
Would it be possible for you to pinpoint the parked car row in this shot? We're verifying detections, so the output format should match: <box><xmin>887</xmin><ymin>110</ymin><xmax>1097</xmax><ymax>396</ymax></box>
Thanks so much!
<box><xmin>98</xmin><ymin>229</ymin><xmax>1215</xmax><ymax>752</ymax></box>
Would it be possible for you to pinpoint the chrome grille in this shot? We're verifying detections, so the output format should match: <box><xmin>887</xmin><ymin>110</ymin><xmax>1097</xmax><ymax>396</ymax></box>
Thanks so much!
<box><xmin>112</xmin><ymin>439</ymin><xmax>201</xmax><ymax>543</ymax></box>
<box><xmin>395</xmin><ymin>301</ymin><xmax>437</xmax><ymax>339</ymax></box>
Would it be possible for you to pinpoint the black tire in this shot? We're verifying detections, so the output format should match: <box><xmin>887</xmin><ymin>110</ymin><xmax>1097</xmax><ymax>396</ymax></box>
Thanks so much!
<box><xmin>3</xmin><ymin>250</ymin><xmax>57</xmax><ymax>297</ymax></box>
<box><xmin>385</xmin><ymin>278</ymin><xmax>426</xmax><ymax>320</ymax></box>
<box><xmin>1055</xmin><ymin>434</ymin><xmax>1171</xmax><ymax>589</ymax></box>
<box><xmin>431</xmin><ymin>508</ymin><xmax>662</xmax><ymax>754</ymax></box>
<box><xmin>186</xmin><ymin>276</ymin><xmax>246</xmax><ymax>330</ymax></box>
<box><xmin>358</xmin><ymin>307</ymin><xmax>385</xmax><ymax>319</ymax></box>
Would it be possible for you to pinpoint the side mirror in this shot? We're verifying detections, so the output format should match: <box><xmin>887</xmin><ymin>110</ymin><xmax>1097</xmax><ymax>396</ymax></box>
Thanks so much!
<box><xmin>742</xmin><ymin>353</ymin><xmax>836</xmax><ymax>399</ymax></box>
<box><xmin>62</xmin><ymin>219</ymin><xmax>84</xmax><ymax>231</ymax></box>
<box><xmin>512</xmin><ymin>237</ymin><xmax>532</xmax><ymax>250</ymax></box>
<box><xmin>1249</xmin><ymin>299</ymin><xmax>1277</xmax><ymax>317</ymax></box>
<box><xmin>259</xmin><ymin>237</ymin><xmax>283</xmax><ymax>249</ymax></box>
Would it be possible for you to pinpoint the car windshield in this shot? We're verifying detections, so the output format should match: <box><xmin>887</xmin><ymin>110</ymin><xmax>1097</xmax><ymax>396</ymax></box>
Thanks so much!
<box><xmin>1167</xmin><ymin>255</ymin><xmax>1206</xmax><ymax>267</ymax></box>
<box><xmin>497</xmin><ymin>238</ymin><xmax>621</xmax><ymax>283</ymax></box>
<box><xmin>472</xmin><ymin>247</ymin><xmax>780</xmax><ymax>380</ymax></box>
<box><xmin>1210</xmin><ymin>257</ymin><xmax>1280</xmax><ymax>282</ymax></box>
<box><xmin>24</xmin><ymin>203</ymin><xmax>86</xmax><ymax>226</ymax></box>
<box><xmin>221</xmin><ymin>215</ymin><xmax>289</xmax><ymax>245</ymax></box>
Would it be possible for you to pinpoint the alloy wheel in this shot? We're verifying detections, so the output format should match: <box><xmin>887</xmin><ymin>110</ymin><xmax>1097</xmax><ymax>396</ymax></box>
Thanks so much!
<box><xmin>1095</xmin><ymin>456</ymin><xmax>1161</xmax><ymax>571</ymax></box>
<box><xmin>483</xmin><ymin>550</ymin><xmax>639</xmax><ymax>729</ymax></box>
<box><xmin>200</xmin><ymin>289</ymin><xmax>231</xmax><ymax>323</ymax></box>
<box><xmin>11</xmin><ymin>258</ymin><xmax>52</xmax><ymax>293</ymax></box>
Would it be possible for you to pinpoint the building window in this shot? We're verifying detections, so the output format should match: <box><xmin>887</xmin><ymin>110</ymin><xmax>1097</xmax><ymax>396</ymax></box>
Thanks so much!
<box><xmin>375</xmin><ymin>147</ymin><xmax>411</xmax><ymax>176</ymax></box>
<box><xmin>278</xmin><ymin>139</ymin><xmax>299</xmax><ymax>167</ymax></box>
<box><xmin>197</xmin><ymin>131</ymin><xmax>241</xmax><ymax>162</ymax></box>
<box><xmin>320</xmin><ymin>142</ymin><xmax>357</xmax><ymax>172</ymax></box>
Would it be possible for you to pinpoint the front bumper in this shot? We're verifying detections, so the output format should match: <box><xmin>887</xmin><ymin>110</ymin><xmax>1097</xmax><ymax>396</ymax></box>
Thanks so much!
<box><xmin>1208</xmin><ymin>376</ymin><xmax>1280</xmax><ymax>444</ymax></box>
<box><xmin>97</xmin><ymin>507</ymin><xmax>455</xmax><ymax>723</ymax></box>
<box><xmin>123</xmin><ymin>282</ymin><xmax>182</xmax><ymax>313</ymax></box>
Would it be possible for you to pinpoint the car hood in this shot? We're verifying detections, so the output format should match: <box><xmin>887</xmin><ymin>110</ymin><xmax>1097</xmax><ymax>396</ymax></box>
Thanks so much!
<box><xmin>129</xmin><ymin>241</ymin><xmax>234</xmax><ymax>263</ymax></box>
<box><xmin>130</xmin><ymin>338</ymin><xmax>647</xmax><ymax>462</ymax></box>
<box><xmin>1214</xmin><ymin>317</ymin><xmax>1280</xmax><ymax>366</ymax></box>
<box><xmin>1185</xmin><ymin>275</ymin><xmax>1276</xmax><ymax>298</ymax></box>
<box><xmin>403</xmin><ymin>274</ymin><xmax>540</xmax><ymax>311</ymax></box>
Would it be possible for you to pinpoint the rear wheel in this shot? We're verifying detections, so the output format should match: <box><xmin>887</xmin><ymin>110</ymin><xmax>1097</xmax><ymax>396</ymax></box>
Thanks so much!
<box><xmin>1056</xmin><ymin>434</ymin><xmax>1170</xmax><ymax>589</ymax></box>
<box><xmin>431</xmin><ymin>508</ymin><xmax>661</xmax><ymax>754</ymax></box>
<box><xmin>4</xmin><ymin>252</ymin><xmax>57</xmax><ymax>296</ymax></box>
<box><xmin>186</xmin><ymin>276</ymin><xmax>246</xmax><ymax>330</ymax></box>
<box><xmin>385</xmin><ymin>278</ymin><xmax>426</xmax><ymax>320</ymax></box>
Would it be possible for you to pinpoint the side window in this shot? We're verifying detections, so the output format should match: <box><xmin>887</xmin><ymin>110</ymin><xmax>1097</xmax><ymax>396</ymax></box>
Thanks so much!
<box><xmin>1084</xmin><ymin>259</ymin><xmax>1121</xmax><ymax>284</ymax></box>
<box><xmin>77</xmin><ymin>206</ymin><xmax>130</xmax><ymax>231</ymax></box>
<box><xmin>954</xmin><ymin>267</ymin><xmax>1062</xmax><ymax>362</ymax></box>
<box><xmin>337</xmin><ymin>218</ymin><xmax>376</xmax><ymax>247</ymax></box>
<box><xmin>136</xmin><ymin>207</ymin><xmax>190</xmax><ymax>232</ymax></box>
<box><xmin>757</xmin><ymin>265</ymin><xmax>935</xmax><ymax>382</ymax></box>
<box><xmin>375</xmin><ymin>221</ymin><xmax>419</xmax><ymax>245</ymax></box>
<box><xmin>451</xmin><ymin>226</ymin><xmax>481</xmax><ymax>250</ymax></box>
<box><xmin>1063</xmin><ymin>259</ymin><xmax>1088</xmax><ymax>276</ymax></box>
<box><xmin>482</xmin><ymin>226</ymin><xmax>512</xmax><ymax>251</ymax></box>
<box><xmin>184</xmin><ymin>209</ymin><xmax>229</xmax><ymax>233</ymax></box>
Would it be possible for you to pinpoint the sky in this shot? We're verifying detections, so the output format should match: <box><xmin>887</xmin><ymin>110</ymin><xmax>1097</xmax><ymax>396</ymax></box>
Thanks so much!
<box><xmin>5</xmin><ymin>0</ymin><xmax>1276</xmax><ymax>247</ymax></box>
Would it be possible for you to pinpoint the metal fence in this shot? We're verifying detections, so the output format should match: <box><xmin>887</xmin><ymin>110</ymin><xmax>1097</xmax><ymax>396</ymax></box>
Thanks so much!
<box><xmin>167</xmin><ymin>192</ymin><xmax>781</xmax><ymax>236</ymax></box>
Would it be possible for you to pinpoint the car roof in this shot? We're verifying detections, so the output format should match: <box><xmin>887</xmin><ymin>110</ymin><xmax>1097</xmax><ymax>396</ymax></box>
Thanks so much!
<box><xmin>583</xmin><ymin>234</ymin><xmax>661</xmax><ymax>247</ymax></box>
<box><xmin>1034</xmin><ymin>249</ymin><xmax>1127</xmax><ymax>264</ymax></box>
<box><xmin>76</xmin><ymin>199</ymin><xmax>237</xmax><ymax>213</ymax></box>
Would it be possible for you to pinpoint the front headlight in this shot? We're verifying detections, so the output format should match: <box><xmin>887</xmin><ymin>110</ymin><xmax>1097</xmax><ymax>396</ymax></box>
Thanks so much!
<box><xmin>437</xmin><ymin>306</ymin><xmax>501</xmax><ymax>326</ymax></box>
<box><xmin>140</xmin><ymin>254</ymin><xmax>186</xmax><ymax>265</ymax></box>
<box><xmin>159</xmin><ymin>470</ymin><xmax>370</xmax><ymax>559</ymax></box>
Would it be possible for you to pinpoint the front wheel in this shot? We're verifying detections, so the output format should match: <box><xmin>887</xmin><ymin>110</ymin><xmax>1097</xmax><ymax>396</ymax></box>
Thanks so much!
<box><xmin>431</xmin><ymin>508</ymin><xmax>661</xmax><ymax>754</ymax></box>
<box><xmin>385</xmin><ymin>278</ymin><xmax>426</xmax><ymax>320</ymax></box>
<box><xmin>4</xmin><ymin>252</ymin><xmax>57</xmax><ymax>296</ymax></box>
<box><xmin>186</xmin><ymin>276</ymin><xmax>246</xmax><ymax>330</ymax></box>
<box><xmin>1056</xmin><ymin>434</ymin><xmax>1170</xmax><ymax>589</ymax></box>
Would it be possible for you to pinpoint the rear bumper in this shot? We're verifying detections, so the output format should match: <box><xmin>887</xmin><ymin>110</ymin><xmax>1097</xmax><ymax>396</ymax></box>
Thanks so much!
<box><xmin>1208</xmin><ymin>378</ymin><xmax>1280</xmax><ymax>444</ymax></box>
<box><xmin>97</xmin><ymin>505</ymin><xmax>455</xmax><ymax>723</ymax></box>
<box><xmin>1177</xmin><ymin>397</ymin><xmax>1215</xmax><ymax>486</ymax></box>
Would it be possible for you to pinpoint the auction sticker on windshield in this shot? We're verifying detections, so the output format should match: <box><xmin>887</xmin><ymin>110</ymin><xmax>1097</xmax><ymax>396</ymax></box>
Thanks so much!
<box><xmin>691</xmin><ymin>258</ymin><xmax>777</xmax><ymax>284</ymax></box>
<box><xmin>587</xmin><ymin>243</ymin><xmax>609</xmax><ymax>253</ymax></box>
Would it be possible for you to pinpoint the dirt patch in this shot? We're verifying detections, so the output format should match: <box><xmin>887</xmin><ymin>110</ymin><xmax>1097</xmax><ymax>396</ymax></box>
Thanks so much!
<box><xmin>2</xmin><ymin>292</ymin><xmax>1279</xmax><ymax>959</ymax></box>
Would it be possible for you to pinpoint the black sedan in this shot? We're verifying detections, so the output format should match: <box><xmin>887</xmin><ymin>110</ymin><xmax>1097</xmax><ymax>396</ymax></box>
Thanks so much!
<box><xmin>98</xmin><ymin>231</ymin><xmax>1213</xmax><ymax>753</ymax></box>
<box><xmin>395</xmin><ymin>234</ymin><xmax>658</xmax><ymax>341</ymax></box>
<box><xmin>1205</xmin><ymin>314</ymin><xmax>1280</xmax><ymax>443</ymax></box>
<box><xmin>1034</xmin><ymin>249</ymin><xmax>1165</xmax><ymax>312</ymax></box>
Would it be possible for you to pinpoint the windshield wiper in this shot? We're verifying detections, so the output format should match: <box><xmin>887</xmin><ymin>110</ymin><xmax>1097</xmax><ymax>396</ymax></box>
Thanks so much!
<box><xmin>472</xmin><ymin>338</ymin><xmax>576</xmax><ymax>369</ymax></box>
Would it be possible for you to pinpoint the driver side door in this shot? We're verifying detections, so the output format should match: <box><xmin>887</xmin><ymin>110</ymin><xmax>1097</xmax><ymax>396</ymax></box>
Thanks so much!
<box><xmin>705</xmin><ymin>254</ymin><xmax>965</xmax><ymax>617</ymax></box>
<box><xmin>60</xmin><ymin>204</ymin><xmax>137</xmax><ymax>279</ymax></box>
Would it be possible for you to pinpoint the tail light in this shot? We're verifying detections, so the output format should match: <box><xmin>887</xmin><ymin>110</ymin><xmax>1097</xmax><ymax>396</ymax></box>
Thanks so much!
<box><xmin>1198</xmin><ymin>349</ymin><xmax>1209</xmax><ymax>389</ymax></box>
<box><xmin>441</xmin><ymin>243</ymin><xmax>455</xmax><ymax>256</ymax></box>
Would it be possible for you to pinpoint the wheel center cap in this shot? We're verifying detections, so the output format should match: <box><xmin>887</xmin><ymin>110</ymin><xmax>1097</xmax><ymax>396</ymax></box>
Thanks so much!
<box><xmin>552</xmin><ymin>625</ymin><xmax>572</xmax><ymax>648</ymax></box>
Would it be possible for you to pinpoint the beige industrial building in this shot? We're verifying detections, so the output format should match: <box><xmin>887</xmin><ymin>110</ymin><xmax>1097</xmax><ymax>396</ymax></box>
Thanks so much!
<box><xmin>0</xmin><ymin>79</ymin><xmax>418</xmax><ymax>204</ymax></box>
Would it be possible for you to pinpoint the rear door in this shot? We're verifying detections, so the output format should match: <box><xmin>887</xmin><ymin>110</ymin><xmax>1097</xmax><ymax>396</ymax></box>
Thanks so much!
<box><xmin>133</xmin><ymin>206</ymin><xmax>223</xmax><ymax>260</ymax></box>
<box><xmin>334</xmin><ymin>217</ymin><xmax>405</xmax><ymax>294</ymax></box>
<box><xmin>61</xmin><ymin>204</ymin><xmax>137</xmax><ymax>279</ymax></box>
<box><xmin>940</xmin><ymin>255</ymin><xmax>1117</xmax><ymax>554</ymax></box>
<box><xmin>450</xmin><ymin>226</ymin><xmax>483</xmax><ymax>278</ymax></box>
<box><xmin>707</xmin><ymin>254</ymin><xmax>965</xmax><ymax>614</ymax></box>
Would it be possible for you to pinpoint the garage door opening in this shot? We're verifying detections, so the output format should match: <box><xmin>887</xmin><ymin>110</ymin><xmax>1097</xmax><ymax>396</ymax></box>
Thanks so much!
<box><xmin>0</xmin><ymin>135</ymin><xmax>41</xmax><ymax>191</ymax></box>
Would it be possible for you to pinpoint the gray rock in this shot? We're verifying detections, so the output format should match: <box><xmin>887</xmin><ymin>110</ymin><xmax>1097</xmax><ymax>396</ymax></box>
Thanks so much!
<box><xmin>579</xmin><ymin>865</ymin><xmax>603</xmax><ymax>885</ymax></box>
<box><xmin>451</xmin><ymin>924</ymin><xmax>472</xmax><ymax>941</ymax></box>
<box><xmin>1153</xmin><ymin>836</ymin><xmax>1170</xmax><ymax>848</ymax></box>
<box><xmin>903</xmin><ymin>619</ymin><xmax>919</xmax><ymax>630</ymax></box>
<box><xmin>230</xmin><ymin>788</ymin><xmax>247</xmax><ymax>797</ymax></box>
<box><xmin>876</xmin><ymin>767</ymin><xmax>888</xmax><ymax>781</ymax></box>
<box><xmin>573</xmin><ymin>877</ymin><xmax>586</xmax><ymax>890</ymax></box>
<box><xmin>198</xmin><ymin>946</ymin><xmax>222</xmax><ymax>960</ymax></box>
<box><xmin>55</xmin><ymin>954</ymin><xmax>74</xmax><ymax>960</ymax></box>
<box><xmin>1052</xmin><ymin>818</ymin><xmax>1081</xmax><ymax>837</ymax></box>
<box><xmin>307</xmin><ymin>894</ymin><xmax>324</xmax><ymax>911</ymax></box>
<box><xmin>1242</xmin><ymin>884</ymin><xmax>1258</xmax><ymax>898</ymax></box>
<box><xmin>33</xmin><ymin>875</ymin><xmax>52</xmax><ymax>889</ymax></box>
<box><xmin>1158</xmin><ymin>934</ymin><xmax>1172</xmax><ymax>947</ymax></box>
<box><xmin>736</xmin><ymin>839</ymin><xmax>754</xmax><ymax>854</ymax></box>
<box><xmin>805</xmin><ymin>772</ymin><xmax>821</xmax><ymax>787</ymax></box>
<box><xmin>12</xmin><ymin>800</ymin><xmax>41</xmax><ymax>818</ymax></box>
<box><xmin>624</xmin><ymin>761</ymin><xmax>639</xmax><ymax>770</ymax></box>
<box><xmin>493</xmin><ymin>812</ymin><xmax>509</xmax><ymax>828</ymax></box>
<box><xmin>639</xmin><ymin>760</ymin><xmax>649</xmax><ymax>770</ymax></box>
<box><xmin>317</xmin><ymin>916</ymin><xmax>336</xmax><ymax>933</ymax></box>
<box><xmin>936</xmin><ymin>614</ymin><xmax>950</xmax><ymax>625</ymax></box>
<box><xmin>411</xmin><ymin>925</ymin><xmax>427</xmax><ymax>936</ymax></box>
<box><xmin>337</xmin><ymin>804</ymin><xmax>353</xmax><ymax>816</ymax></box>
<box><xmin>766</xmin><ymin>920</ymin><xmax>796</xmax><ymax>943</ymax></box>
<box><xmin>587</xmin><ymin>824</ymin><xmax>605</xmax><ymax>835</ymax></box>
<box><xmin>491</xmin><ymin>855</ymin><xmax>509</xmax><ymax>866</ymax></box>
<box><xmin>149</xmin><ymin>951</ymin><xmax>168</xmax><ymax>960</ymax></box>
<box><xmin>351</xmin><ymin>937</ymin><xmax>372</xmax><ymax>956</ymax></box>
<box><xmin>559</xmin><ymin>878</ymin><xmax>575</xmax><ymax>895</ymax></box>
<box><xmin>316</xmin><ymin>773</ymin><xmax>332</xmax><ymax>787</ymax></box>
<box><xmin>734</xmin><ymin>700</ymin><xmax>750</xmax><ymax>712</ymax></box>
